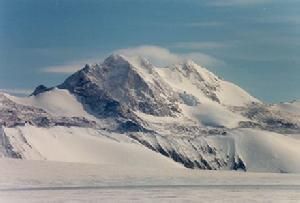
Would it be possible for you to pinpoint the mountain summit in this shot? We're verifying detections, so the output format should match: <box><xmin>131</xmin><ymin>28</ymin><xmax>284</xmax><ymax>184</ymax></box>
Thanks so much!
<box><xmin>58</xmin><ymin>54</ymin><xmax>180</xmax><ymax>118</ymax></box>
<box><xmin>1</xmin><ymin>54</ymin><xmax>300</xmax><ymax>172</ymax></box>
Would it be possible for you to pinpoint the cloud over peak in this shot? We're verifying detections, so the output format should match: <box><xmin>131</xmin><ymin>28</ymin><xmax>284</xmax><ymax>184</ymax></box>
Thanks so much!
<box><xmin>41</xmin><ymin>45</ymin><xmax>224</xmax><ymax>74</ymax></box>
<box><xmin>116</xmin><ymin>45</ymin><xmax>224</xmax><ymax>68</ymax></box>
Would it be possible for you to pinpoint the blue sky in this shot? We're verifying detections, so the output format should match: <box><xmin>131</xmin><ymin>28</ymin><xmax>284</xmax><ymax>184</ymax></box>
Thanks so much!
<box><xmin>0</xmin><ymin>0</ymin><xmax>299</xmax><ymax>103</ymax></box>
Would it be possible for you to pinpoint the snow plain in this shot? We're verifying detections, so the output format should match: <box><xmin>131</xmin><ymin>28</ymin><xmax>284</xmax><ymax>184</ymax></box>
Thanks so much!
<box><xmin>0</xmin><ymin>159</ymin><xmax>300</xmax><ymax>202</ymax></box>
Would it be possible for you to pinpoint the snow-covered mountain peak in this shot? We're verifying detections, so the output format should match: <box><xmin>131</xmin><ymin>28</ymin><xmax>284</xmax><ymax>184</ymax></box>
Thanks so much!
<box><xmin>25</xmin><ymin>54</ymin><xmax>260</xmax><ymax>122</ymax></box>
<box><xmin>102</xmin><ymin>54</ymin><xmax>129</xmax><ymax>68</ymax></box>
<box><xmin>60</xmin><ymin>54</ymin><xmax>144</xmax><ymax>86</ymax></box>
<box><xmin>1</xmin><ymin>53</ymin><xmax>300</xmax><ymax>173</ymax></box>
<box><xmin>103</xmin><ymin>54</ymin><xmax>154</xmax><ymax>76</ymax></box>
<box><xmin>102</xmin><ymin>54</ymin><xmax>159</xmax><ymax>80</ymax></box>
<box><xmin>56</xmin><ymin>54</ymin><xmax>180</xmax><ymax>118</ymax></box>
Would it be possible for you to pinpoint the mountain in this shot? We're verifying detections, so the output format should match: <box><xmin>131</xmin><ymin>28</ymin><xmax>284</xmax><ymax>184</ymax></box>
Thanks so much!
<box><xmin>1</xmin><ymin>54</ymin><xmax>300</xmax><ymax>173</ymax></box>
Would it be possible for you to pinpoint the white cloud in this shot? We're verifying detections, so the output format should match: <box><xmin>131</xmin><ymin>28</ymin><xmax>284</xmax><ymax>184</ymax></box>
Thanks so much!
<box><xmin>257</xmin><ymin>15</ymin><xmax>300</xmax><ymax>25</ymax></box>
<box><xmin>0</xmin><ymin>88</ymin><xmax>32</xmax><ymax>96</ymax></box>
<box><xmin>209</xmin><ymin>0</ymin><xmax>273</xmax><ymax>6</ymax></box>
<box><xmin>149</xmin><ymin>21</ymin><xmax>224</xmax><ymax>28</ymax></box>
<box><xmin>42</xmin><ymin>45</ymin><xmax>224</xmax><ymax>74</ymax></box>
<box><xmin>42</xmin><ymin>64</ymin><xmax>84</xmax><ymax>74</ymax></box>
<box><xmin>181</xmin><ymin>52</ymin><xmax>225</xmax><ymax>67</ymax></box>
<box><xmin>184</xmin><ymin>22</ymin><xmax>224</xmax><ymax>27</ymax></box>
<box><xmin>41</xmin><ymin>58</ymin><xmax>103</xmax><ymax>74</ymax></box>
<box><xmin>116</xmin><ymin>45</ymin><xmax>224</xmax><ymax>67</ymax></box>
<box><xmin>172</xmin><ymin>41</ymin><xmax>229</xmax><ymax>50</ymax></box>
<box><xmin>116</xmin><ymin>46</ymin><xmax>181</xmax><ymax>67</ymax></box>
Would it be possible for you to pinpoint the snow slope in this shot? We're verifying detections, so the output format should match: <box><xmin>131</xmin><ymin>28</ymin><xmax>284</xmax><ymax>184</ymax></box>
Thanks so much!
<box><xmin>271</xmin><ymin>101</ymin><xmax>300</xmax><ymax>117</ymax></box>
<box><xmin>7</xmin><ymin>88</ymin><xmax>95</xmax><ymax>119</ymax></box>
<box><xmin>3</xmin><ymin>125</ymin><xmax>182</xmax><ymax>169</ymax></box>
<box><xmin>208</xmin><ymin>129</ymin><xmax>300</xmax><ymax>173</ymax></box>
<box><xmin>231</xmin><ymin>129</ymin><xmax>300</xmax><ymax>173</ymax></box>
<box><xmin>216</xmin><ymin>80</ymin><xmax>260</xmax><ymax>106</ymax></box>
<box><xmin>153</xmin><ymin>60</ymin><xmax>258</xmax><ymax>128</ymax></box>
<box><xmin>180</xmin><ymin>102</ymin><xmax>248</xmax><ymax>128</ymax></box>
<box><xmin>155</xmin><ymin>60</ymin><xmax>260</xmax><ymax>106</ymax></box>
<box><xmin>3</xmin><ymin>124</ymin><xmax>300</xmax><ymax>173</ymax></box>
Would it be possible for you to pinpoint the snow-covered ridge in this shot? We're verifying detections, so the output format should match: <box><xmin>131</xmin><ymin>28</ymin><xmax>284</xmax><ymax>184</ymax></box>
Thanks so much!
<box><xmin>156</xmin><ymin>60</ymin><xmax>260</xmax><ymax>106</ymax></box>
<box><xmin>7</xmin><ymin>88</ymin><xmax>96</xmax><ymax>119</ymax></box>
<box><xmin>0</xmin><ymin>54</ymin><xmax>300</xmax><ymax>173</ymax></box>
<box><xmin>0</xmin><ymin>92</ymin><xmax>96</xmax><ymax>128</ymax></box>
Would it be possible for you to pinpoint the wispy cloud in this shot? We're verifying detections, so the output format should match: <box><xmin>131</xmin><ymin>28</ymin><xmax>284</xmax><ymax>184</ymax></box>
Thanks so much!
<box><xmin>0</xmin><ymin>88</ymin><xmax>32</xmax><ymax>96</ymax></box>
<box><xmin>181</xmin><ymin>52</ymin><xmax>225</xmax><ymax>67</ymax></box>
<box><xmin>41</xmin><ymin>58</ymin><xmax>103</xmax><ymax>74</ymax></box>
<box><xmin>42</xmin><ymin>64</ymin><xmax>85</xmax><ymax>74</ymax></box>
<box><xmin>149</xmin><ymin>21</ymin><xmax>224</xmax><ymax>28</ymax></box>
<box><xmin>171</xmin><ymin>41</ymin><xmax>230</xmax><ymax>50</ymax></box>
<box><xmin>256</xmin><ymin>14</ymin><xmax>300</xmax><ymax>25</ymax></box>
<box><xmin>41</xmin><ymin>45</ymin><xmax>224</xmax><ymax>75</ymax></box>
<box><xmin>116</xmin><ymin>46</ymin><xmax>180</xmax><ymax>67</ymax></box>
<box><xmin>209</xmin><ymin>0</ymin><xmax>273</xmax><ymax>7</ymax></box>
<box><xmin>184</xmin><ymin>21</ymin><xmax>224</xmax><ymax>27</ymax></box>
<box><xmin>116</xmin><ymin>45</ymin><xmax>224</xmax><ymax>68</ymax></box>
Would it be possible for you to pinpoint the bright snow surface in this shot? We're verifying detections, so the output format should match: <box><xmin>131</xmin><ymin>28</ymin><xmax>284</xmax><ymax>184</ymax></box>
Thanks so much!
<box><xmin>3</xmin><ymin>126</ymin><xmax>181</xmax><ymax>168</ymax></box>
<box><xmin>3</xmin><ymin>125</ymin><xmax>300</xmax><ymax>173</ymax></box>
<box><xmin>0</xmin><ymin>158</ymin><xmax>300</xmax><ymax>202</ymax></box>
<box><xmin>271</xmin><ymin>101</ymin><xmax>300</xmax><ymax>117</ymax></box>
<box><xmin>6</xmin><ymin>88</ymin><xmax>96</xmax><ymax>119</ymax></box>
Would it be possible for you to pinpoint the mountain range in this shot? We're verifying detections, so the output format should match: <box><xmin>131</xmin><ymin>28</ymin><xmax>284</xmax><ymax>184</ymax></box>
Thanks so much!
<box><xmin>1</xmin><ymin>54</ymin><xmax>300</xmax><ymax>173</ymax></box>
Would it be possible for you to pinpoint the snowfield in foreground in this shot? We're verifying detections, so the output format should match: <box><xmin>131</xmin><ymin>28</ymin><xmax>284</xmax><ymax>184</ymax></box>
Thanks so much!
<box><xmin>0</xmin><ymin>159</ymin><xmax>299</xmax><ymax>202</ymax></box>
